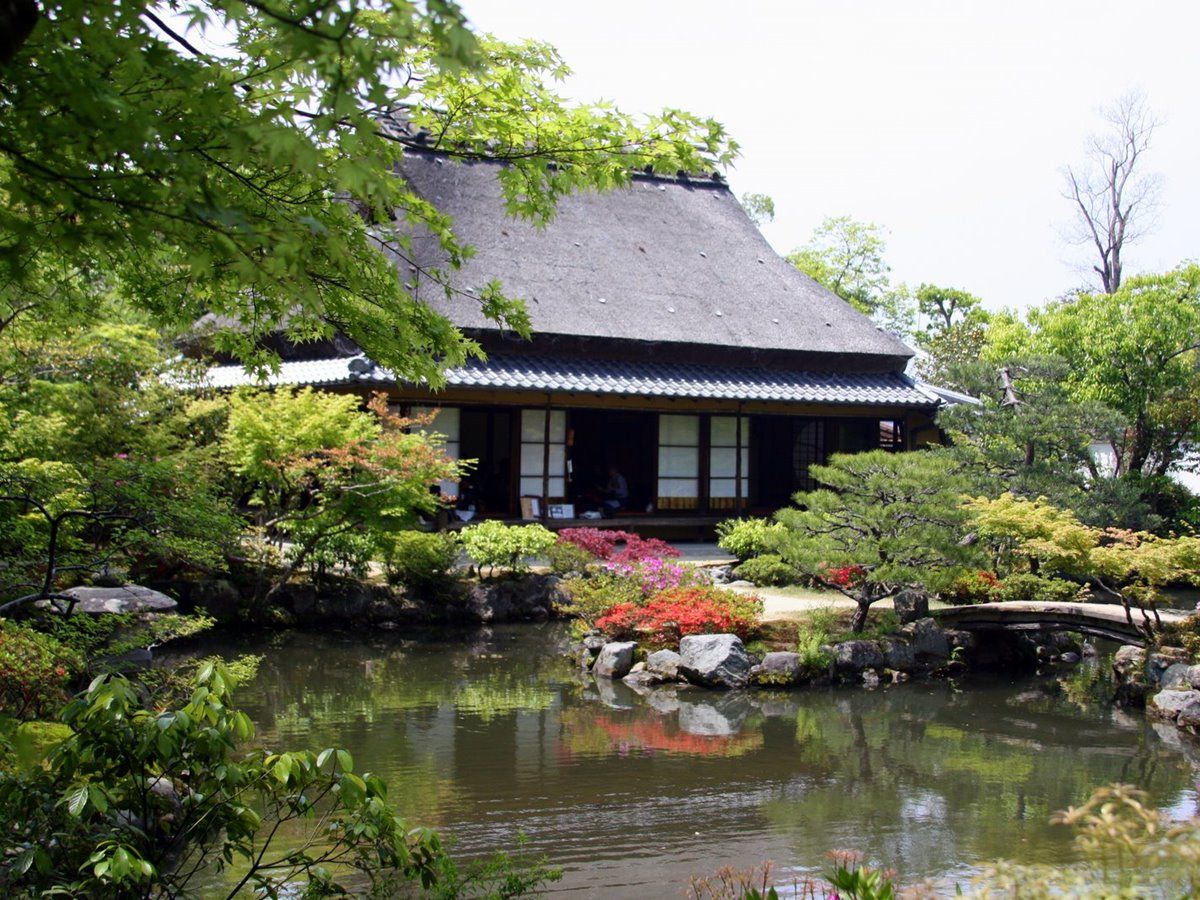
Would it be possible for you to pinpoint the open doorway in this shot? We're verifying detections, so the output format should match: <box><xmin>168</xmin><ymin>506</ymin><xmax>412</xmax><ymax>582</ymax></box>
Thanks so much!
<box><xmin>568</xmin><ymin>410</ymin><xmax>656</xmax><ymax>515</ymax></box>
<box><xmin>458</xmin><ymin>408</ymin><xmax>515</xmax><ymax>516</ymax></box>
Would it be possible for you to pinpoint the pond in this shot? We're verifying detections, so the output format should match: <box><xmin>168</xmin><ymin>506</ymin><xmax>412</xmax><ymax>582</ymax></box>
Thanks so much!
<box><xmin>203</xmin><ymin>623</ymin><xmax>1199</xmax><ymax>895</ymax></box>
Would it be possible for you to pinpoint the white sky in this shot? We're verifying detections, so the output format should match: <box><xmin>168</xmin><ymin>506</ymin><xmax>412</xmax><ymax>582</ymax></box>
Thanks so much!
<box><xmin>461</xmin><ymin>0</ymin><xmax>1200</xmax><ymax>311</ymax></box>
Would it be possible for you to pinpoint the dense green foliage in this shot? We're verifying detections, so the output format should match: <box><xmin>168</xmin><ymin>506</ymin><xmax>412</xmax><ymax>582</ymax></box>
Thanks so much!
<box><xmin>732</xmin><ymin>554</ymin><xmax>798</xmax><ymax>587</ymax></box>
<box><xmin>715</xmin><ymin>517</ymin><xmax>785</xmax><ymax>562</ymax></box>
<box><xmin>460</xmin><ymin>521</ymin><xmax>556</xmax><ymax>577</ymax></box>
<box><xmin>0</xmin><ymin>620</ymin><xmax>82</xmax><ymax>719</ymax></box>
<box><xmin>1</xmin><ymin>1</ymin><xmax>735</xmax><ymax>379</ymax></box>
<box><xmin>0</xmin><ymin>662</ymin><xmax>448</xmax><ymax>896</ymax></box>
<box><xmin>382</xmin><ymin>530</ymin><xmax>461</xmax><ymax>591</ymax></box>
<box><xmin>775</xmin><ymin>450</ymin><xmax>977</xmax><ymax>631</ymax></box>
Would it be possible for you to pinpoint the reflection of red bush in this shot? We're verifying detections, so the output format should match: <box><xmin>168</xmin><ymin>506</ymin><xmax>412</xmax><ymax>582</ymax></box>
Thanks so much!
<box><xmin>583</xmin><ymin>714</ymin><xmax>762</xmax><ymax>757</ymax></box>
<box><xmin>595</xmin><ymin>586</ymin><xmax>761</xmax><ymax>646</ymax></box>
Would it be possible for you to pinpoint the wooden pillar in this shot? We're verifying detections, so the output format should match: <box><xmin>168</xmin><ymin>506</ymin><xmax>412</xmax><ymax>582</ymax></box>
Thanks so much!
<box><xmin>541</xmin><ymin>393</ymin><xmax>552</xmax><ymax>519</ymax></box>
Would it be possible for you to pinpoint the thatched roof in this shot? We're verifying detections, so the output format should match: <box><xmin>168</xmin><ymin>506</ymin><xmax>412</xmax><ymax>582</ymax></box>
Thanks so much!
<box><xmin>397</xmin><ymin>151</ymin><xmax>913</xmax><ymax>368</ymax></box>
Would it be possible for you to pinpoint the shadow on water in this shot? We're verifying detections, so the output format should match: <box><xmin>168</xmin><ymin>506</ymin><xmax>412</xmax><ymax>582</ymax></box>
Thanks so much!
<box><xmin>193</xmin><ymin>623</ymin><xmax>1200</xmax><ymax>896</ymax></box>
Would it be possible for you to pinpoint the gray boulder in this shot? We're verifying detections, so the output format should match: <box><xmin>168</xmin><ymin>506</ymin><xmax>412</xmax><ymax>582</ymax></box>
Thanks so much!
<box><xmin>678</xmin><ymin>634</ymin><xmax>753</xmax><ymax>689</ymax></box>
<box><xmin>593</xmin><ymin>641</ymin><xmax>636</xmax><ymax>679</ymax></box>
<box><xmin>1187</xmin><ymin>665</ymin><xmax>1200</xmax><ymax>690</ymax></box>
<box><xmin>1059</xmin><ymin>651</ymin><xmax>1081</xmax><ymax>665</ymax></box>
<box><xmin>1148</xmin><ymin>689</ymin><xmax>1200</xmax><ymax>724</ymax></box>
<box><xmin>880</xmin><ymin>638</ymin><xmax>915</xmax><ymax>672</ymax></box>
<box><xmin>1147</xmin><ymin>649</ymin><xmax>1191</xmax><ymax>685</ymax></box>
<box><xmin>48</xmin><ymin>584</ymin><xmax>177</xmax><ymax>615</ymax></box>
<box><xmin>892</xmin><ymin>590</ymin><xmax>929</xmax><ymax>625</ymax></box>
<box><xmin>646</xmin><ymin>649</ymin><xmax>683</xmax><ymax>681</ymax></box>
<box><xmin>901</xmin><ymin>618</ymin><xmax>950</xmax><ymax>662</ymax></box>
<box><xmin>1160</xmin><ymin>663</ymin><xmax>1192</xmax><ymax>690</ymax></box>
<box><xmin>833</xmin><ymin>640</ymin><xmax>885</xmax><ymax>673</ymax></box>
<box><xmin>1113</xmin><ymin>645</ymin><xmax>1147</xmax><ymax>682</ymax></box>
<box><xmin>750</xmin><ymin>651</ymin><xmax>803</xmax><ymax>687</ymax></box>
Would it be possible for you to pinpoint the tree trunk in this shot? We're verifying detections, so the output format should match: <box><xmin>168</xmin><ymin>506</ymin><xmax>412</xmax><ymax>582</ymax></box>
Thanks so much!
<box><xmin>850</xmin><ymin>599</ymin><xmax>871</xmax><ymax>633</ymax></box>
<box><xmin>0</xmin><ymin>0</ymin><xmax>38</xmax><ymax>64</ymax></box>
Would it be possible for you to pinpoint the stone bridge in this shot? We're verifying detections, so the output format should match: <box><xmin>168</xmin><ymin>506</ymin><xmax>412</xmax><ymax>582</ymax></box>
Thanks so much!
<box><xmin>933</xmin><ymin>601</ymin><xmax>1189</xmax><ymax>647</ymax></box>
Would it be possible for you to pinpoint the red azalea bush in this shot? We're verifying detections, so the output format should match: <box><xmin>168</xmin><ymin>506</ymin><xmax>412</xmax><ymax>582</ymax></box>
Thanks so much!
<box><xmin>821</xmin><ymin>564</ymin><xmax>867</xmax><ymax>588</ymax></box>
<box><xmin>558</xmin><ymin>527</ymin><xmax>628</xmax><ymax>560</ymax></box>
<box><xmin>595</xmin><ymin>585</ymin><xmax>762</xmax><ymax>647</ymax></box>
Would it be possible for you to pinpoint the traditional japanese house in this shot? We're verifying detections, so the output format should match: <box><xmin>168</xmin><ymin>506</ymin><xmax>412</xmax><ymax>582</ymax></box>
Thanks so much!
<box><xmin>202</xmin><ymin>149</ymin><xmax>947</xmax><ymax>531</ymax></box>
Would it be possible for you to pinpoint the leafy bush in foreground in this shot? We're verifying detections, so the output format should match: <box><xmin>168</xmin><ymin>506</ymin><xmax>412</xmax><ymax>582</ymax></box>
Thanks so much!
<box><xmin>0</xmin><ymin>621</ymin><xmax>83</xmax><ymax>719</ymax></box>
<box><xmin>0</xmin><ymin>663</ymin><xmax>445</xmax><ymax>897</ymax></box>
<box><xmin>716</xmin><ymin>517</ymin><xmax>784</xmax><ymax>562</ymax></box>
<box><xmin>460</xmin><ymin>521</ymin><xmax>557</xmax><ymax>577</ymax></box>
<box><xmin>384</xmin><ymin>530</ymin><xmax>461</xmax><ymax>590</ymax></box>
<box><xmin>560</xmin><ymin>570</ymin><xmax>645</xmax><ymax>626</ymax></box>
<box><xmin>733</xmin><ymin>554</ymin><xmax>798</xmax><ymax>587</ymax></box>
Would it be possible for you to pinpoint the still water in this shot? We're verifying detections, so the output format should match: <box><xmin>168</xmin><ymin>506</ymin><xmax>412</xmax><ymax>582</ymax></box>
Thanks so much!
<box><xmin>212</xmin><ymin>624</ymin><xmax>1198</xmax><ymax>895</ymax></box>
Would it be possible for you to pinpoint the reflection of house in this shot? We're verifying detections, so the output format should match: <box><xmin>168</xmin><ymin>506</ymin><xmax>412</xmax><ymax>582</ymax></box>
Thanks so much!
<box><xmin>203</xmin><ymin>150</ymin><xmax>948</xmax><ymax>528</ymax></box>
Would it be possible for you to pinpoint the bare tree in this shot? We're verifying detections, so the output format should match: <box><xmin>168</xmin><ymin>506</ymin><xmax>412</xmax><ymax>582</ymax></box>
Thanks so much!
<box><xmin>1063</xmin><ymin>91</ymin><xmax>1161</xmax><ymax>294</ymax></box>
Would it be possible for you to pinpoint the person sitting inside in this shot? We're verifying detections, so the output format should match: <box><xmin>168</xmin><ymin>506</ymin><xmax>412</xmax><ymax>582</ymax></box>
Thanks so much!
<box><xmin>602</xmin><ymin>464</ymin><xmax>629</xmax><ymax>513</ymax></box>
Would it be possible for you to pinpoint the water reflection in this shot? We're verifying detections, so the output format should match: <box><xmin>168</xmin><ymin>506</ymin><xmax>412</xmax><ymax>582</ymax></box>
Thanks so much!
<box><xmin>201</xmin><ymin>624</ymin><xmax>1199</xmax><ymax>896</ymax></box>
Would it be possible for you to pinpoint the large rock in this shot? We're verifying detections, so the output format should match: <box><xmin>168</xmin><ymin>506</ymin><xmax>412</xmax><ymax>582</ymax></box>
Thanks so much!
<box><xmin>880</xmin><ymin>638</ymin><xmax>915</xmax><ymax>672</ymax></box>
<box><xmin>593</xmin><ymin>641</ymin><xmax>636</xmax><ymax>679</ymax></box>
<box><xmin>833</xmin><ymin>640</ymin><xmax>885</xmax><ymax>673</ymax></box>
<box><xmin>1147</xmin><ymin>649</ymin><xmax>1191</xmax><ymax>686</ymax></box>
<box><xmin>750</xmin><ymin>651</ymin><xmax>803</xmax><ymax>687</ymax></box>
<box><xmin>1113</xmin><ymin>645</ymin><xmax>1147</xmax><ymax>682</ymax></box>
<box><xmin>892</xmin><ymin>590</ymin><xmax>929</xmax><ymax>625</ymax></box>
<box><xmin>1160</xmin><ymin>663</ymin><xmax>1192</xmax><ymax>690</ymax></box>
<box><xmin>48</xmin><ymin>584</ymin><xmax>177</xmax><ymax>615</ymax></box>
<box><xmin>901</xmin><ymin>618</ymin><xmax>950</xmax><ymax>662</ymax></box>
<box><xmin>645</xmin><ymin>649</ymin><xmax>683</xmax><ymax>681</ymax></box>
<box><xmin>465</xmin><ymin>574</ymin><xmax>566</xmax><ymax>623</ymax></box>
<box><xmin>679</xmin><ymin>634</ymin><xmax>753</xmax><ymax>689</ymax></box>
<box><xmin>1148</xmin><ymin>689</ymin><xmax>1200</xmax><ymax>724</ymax></box>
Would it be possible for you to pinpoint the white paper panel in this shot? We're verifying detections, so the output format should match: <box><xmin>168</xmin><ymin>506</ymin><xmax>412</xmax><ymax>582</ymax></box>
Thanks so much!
<box><xmin>520</xmin><ymin>409</ymin><xmax>566</xmax><ymax>442</ymax></box>
<box><xmin>656</xmin><ymin>477</ymin><xmax>699</xmax><ymax>497</ymax></box>
<box><xmin>658</xmin><ymin>446</ymin><xmax>699</xmax><ymax>477</ymax></box>
<box><xmin>709</xmin><ymin>447</ymin><xmax>749</xmax><ymax>477</ymax></box>
<box><xmin>659</xmin><ymin>414</ymin><xmax>699</xmax><ymax>446</ymax></box>
<box><xmin>410</xmin><ymin>406</ymin><xmax>460</xmax><ymax>442</ymax></box>
<box><xmin>708</xmin><ymin>477</ymin><xmax>749</xmax><ymax>498</ymax></box>
<box><xmin>709</xmin><ymin>416</ymin><xmax>748</xmax><ymax>448</ymax></box>
<box><xmin>519</xmin><ymin>476</ymin><xmax>565</xmax><ymax>497</ymax></box>
<box><xmin>520</xmin><ymin>443</ymin><xmax>544</xmax><ymax>476</ymax></box>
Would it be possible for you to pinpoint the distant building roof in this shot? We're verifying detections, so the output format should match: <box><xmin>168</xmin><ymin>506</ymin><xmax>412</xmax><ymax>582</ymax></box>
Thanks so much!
<box><xmin>397</xmin><ymin>151</ymin><xmax>914</xmax><ymax>367</ymax></box>
<box><xmin>199</xmin><ymin>354</ymin><xmax>940</xmax><ymax>408</ymax></box>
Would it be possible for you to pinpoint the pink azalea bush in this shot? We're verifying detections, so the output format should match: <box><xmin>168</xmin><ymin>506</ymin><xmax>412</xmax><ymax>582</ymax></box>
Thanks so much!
<box><xmin>606</xmin><ymin>556</ymin><xmax>702</xmax><ymax>596</ymax></box>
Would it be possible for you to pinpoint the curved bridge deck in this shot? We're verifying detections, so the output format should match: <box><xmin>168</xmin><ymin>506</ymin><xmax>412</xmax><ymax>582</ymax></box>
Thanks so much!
<box><xmin>933</xmin><ymin>601</ymin><xmax>1188</xmax><ymax>647</ymax></box>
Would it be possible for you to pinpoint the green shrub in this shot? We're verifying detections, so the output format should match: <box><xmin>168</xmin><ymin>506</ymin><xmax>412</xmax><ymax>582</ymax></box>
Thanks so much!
<box><xmin>0</xmin><ymin>622</ymin><xmax>83</xmax><ymax>720</ymax></box>
<box><xmin>546</xmin><ymin>540</ymin><xmax>596</xmax><ymax>577</ymax></box>
<box><xmin>734</xmin><ymin>554</ymin><xmax>798</xmax><ymax>587</ymax></box>
<box><xmin>716</xmin><ymin>517</ymin><xmax>784</xmax><ymax>561</ymax></box>
<box><xmin>947</xmin><ymin>569</ymin><xmax>1002</xmax><ymax>604</ymax></box>
<box><xmin>383</xmin><ymin>530</ymin><xmax>461</xmax><ymax>589</ymax></box>
<box><xmin>460</xmin><ymin>521</ymin><xmax>556</xmax><ymax>577</ymax></box>
<box><xmin>997</xmin><ymin>573</ymin><xmax>1082</xmax><ymax>604</ymax></box>
<box><xmin>560</xmin><ymin>570</ymin><xmax>644</xmax><ymax>626</ymax></box>
<box><xmin>795</xmin><ymin>609</ymin><xmax>836</xmax><ymax>671</ymax></box>
<box><xmin>43</xmin><ymin>612</ymin><xmax>214</xmax><ymax>661</ymax></box>
<box><xmin>0</xmin><ymin>663</ymin><xmax>450</xmax><ymax>896</ymax></box>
